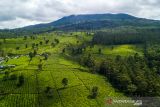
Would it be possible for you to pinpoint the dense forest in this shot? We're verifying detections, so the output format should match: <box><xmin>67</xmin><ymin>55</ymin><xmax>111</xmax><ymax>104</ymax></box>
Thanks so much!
<box><xmin>92</xmin><ymin>27</ymin><xmax>160</xmax><ymax>45</ymax></box>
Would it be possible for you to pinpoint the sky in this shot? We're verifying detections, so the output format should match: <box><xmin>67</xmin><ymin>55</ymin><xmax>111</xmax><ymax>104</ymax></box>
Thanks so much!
<box><xmin>0</xmin><ymin>0</ymin><xmax>160</xmax><ymax>29</ymax></box>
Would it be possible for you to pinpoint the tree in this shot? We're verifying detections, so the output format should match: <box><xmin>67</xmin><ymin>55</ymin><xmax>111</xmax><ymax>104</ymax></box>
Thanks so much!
<box><xmin>39</xmin><ymin>41</ymin><xmax>43</xmax><ymax>45</ymax></box>
<box><xmin>2</xmin><ymin>71</ymin><xmax>9</xmax><ymax>81</ymax></box>
<box><xmin>127</xmin><ymin>84</ymin><xmax>137</xmax><ymax>94</ymax></box>
<box><xmin>38</xmin><ymin>63</ymin><xmax>42</xmax><ymax>71</ymax></box>
<box><xmin>16</xmin><ymin>75</ymin><xmax>24</xmax><ymax>87</ymax></box>
<box><xmin>3</xmin><ymin>38</ymin><xmax>6</xmax><ymax>43</ymax></box>
<box><xmin>24</xmin><ymin>36</ymin><xmax>27</xmax><ymax>40</ymax></box>
<box><xmin>39</xmin><ymin>59</ymin><xmax>42</xmax><ymax>63</ymax></box>
<box><xmin>25</xmin><ymin>44</ymin><xmax>28</xmax><ymax>48</ymax></box>
<box><xmin>44</xmin><ymin>53</ymin><xmax>48</xmax><ymax>60</ymax></box>
<box><xmin>32</xmin><ymin>36</ymin><xmax>35</xmax><ymax>40</ymax></box>
<box><xmin>36</xmin><ymin>44</ymin><xmax>39</xmax><ymax>47</ymax></box>
<box><xmin>45</xmin><ymin>40</ymin><xmax>49</xmax><ymax>44</ymax></box>
<box><xmin>10</xmin><ymin>74</ymin><xmax>17</xmax><ymax>80</ymax></box>
<box><xmin>29</xmin><ymin>52</ymin><xmax>34</xmax><ymax>61</ymax></box>
<box><xmin>42</xmin><ymin>52</ymin><xmax>49</xmax><ymax>60</ymax></box>
<box><xmin>62</xmin><ymin>78</ymin><xmax>68</xmax><ymax>88</ymax></box>
<box><xmin>0</xmin><ymin>50</ymin><xmax>4</xmax><ymax>57</ymax></box>
<box><xmin>51</xmin><ymin>42</ymin><xmax>55</xmax><ymax>47</ymax></box>
<box><xmin>115</xmin><ymin>55</ymin><xmax>121</xmax><ymax>62</ymax></box>
<box><xmin>16</xmin><ymin>47</ymin><xmax>20</xmax><ymax>50</ymax></box>
<box><xmin>91</xmin><ymin>86</ymin><xmax>98</xmax><ymax>98</ymax></box>
<box><xmin>33</xmin><ymin>50</ymin><xmax>37</xmax><ymax>56</ymax></box>
<box><xmin>98</xmin><ymin>48</ymin><xmax>101</xmax><ymax>54</ymax></box>
<box><xmin>134</xmin><ymin>75</ymin><xmax>148</xmax><ymax>96</ymax></box>
<box><xmin>62</xmin><ymin>48</ymin><xmax>65</xmax><ymax>53</ymax></box>
<box><xmin>80</xmin><ymin>54</ymin><xmax>95</xmax><ymax>67</ymax></box>
<box><xmin>99</xmin><ymin>61</ymin><xmax>108</xmax><ymax>75</ymax></box>
<box><xmin>77</xmin><ymin>41</ymin><xmax>79</xmax><ymax>44</ymax></box>
<box><xmin>45</xmin><ymin>86</ymin><xmax>54</xmax><ymax>98</ymax></box>
<box><xmin>54</xmin><ymin>39</ymin><xmax>59</xmax><ymax>44</ymax></box>
<box><xmin>32</xmin><ymin>43</ymin><xmax>35</xmax><ymax>49</ymax></box>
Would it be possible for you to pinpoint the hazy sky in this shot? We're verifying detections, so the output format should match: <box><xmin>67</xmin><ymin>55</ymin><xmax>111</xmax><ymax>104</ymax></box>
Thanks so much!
<box><xmin>0</xmin><ymin>0</ymin><xmax>159</xmax><ymax>29</ymax></box>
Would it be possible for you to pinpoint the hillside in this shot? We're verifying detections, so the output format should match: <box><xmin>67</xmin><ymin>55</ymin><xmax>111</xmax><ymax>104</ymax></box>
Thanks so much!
<box><xmin>1</xmin><ymin>31</ymin><xmax>160</xmax><ymax>106</ymax></box>
<box><xmin>0</xmin><ymin>32</ymin><xmax>134</xmax><ymax>107</ymax></box>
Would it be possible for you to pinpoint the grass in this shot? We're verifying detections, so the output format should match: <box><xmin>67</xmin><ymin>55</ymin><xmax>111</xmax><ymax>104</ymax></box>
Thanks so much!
<box><xmin>0</xmin><ymin>32</ymin><xmax>137</xmax><ymax>107</ymax></box>
<box><xmin>86</xmin><ymin>44</ymin><xmax>143</xmax><ymax>57</ymax></box>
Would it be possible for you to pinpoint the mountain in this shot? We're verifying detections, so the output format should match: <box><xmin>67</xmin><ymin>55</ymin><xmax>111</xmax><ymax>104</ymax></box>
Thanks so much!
<box><xmin>22</xmin><ymin>13</ymin><xmax>160</xmax><ymax>31</ymax></box>
<box><xmin>2</xmin><ymin>13</ymin><xmax>160</xmax><ymax>36</ymax></box>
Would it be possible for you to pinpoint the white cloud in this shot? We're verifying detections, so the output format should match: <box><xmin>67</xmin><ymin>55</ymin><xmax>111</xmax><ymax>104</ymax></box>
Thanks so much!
<box><xmin>0</xmin><ymin>0</ymin><xmax>160</xmax><ymax>29</ymax></box>
<box><xmin>0</xmin><ymin>17</ymin><xmax>41</xmax><ymax>29</ymax></box>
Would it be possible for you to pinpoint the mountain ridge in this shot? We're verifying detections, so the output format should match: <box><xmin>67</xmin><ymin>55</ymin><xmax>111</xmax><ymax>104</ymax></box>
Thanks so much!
<box><xmin>22</xmin><ymin>13</ymin><xmax>140</xmax><ymax>29</ymax></box>
<box><xmin>21</xmin><ymin>13</ymin><xmax>160</xmax><ymax>30</ymax></box>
